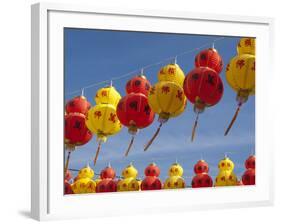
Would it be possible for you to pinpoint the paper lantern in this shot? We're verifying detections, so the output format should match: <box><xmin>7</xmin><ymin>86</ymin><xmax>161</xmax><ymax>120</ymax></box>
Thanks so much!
<box><xmin>121</xmin><ymin>163</ymin><xmax>138</xmax><ymax>179</ymax></box>
<box><xmin>65</xmin><ymin>170</ymin><xmax>72</xmax><ymax>182</ymax></box>
<box><xmin>86</xmin><ymin>97</ymin><xmax>122</xmax><ymax>164</ymax></box>
<box><xmin>117</xmin><ymin>92</ymin><xmax>155</xmax><ymax>156</ymax></box>
<box><xmin>215</xmin><ymin>171</ymin><xmax>237</xmax><ymax>186</ymax></box>
<box><xmin>128</xmin><ymin>179</ymin><xmax>141</xmax><ymax>191</ymax></box>
<box><xmin>195</xmin><ymin>48</ymin><xmax>223</xmax><ymax>73</ymax></box>
<box><xmin>183</xmin><ymin>67</ymin><xmax>223</xmax><ymax>141</ymax></box>
<box><xmin>71</xmin><ymin>178</ymin><xmax>96</xmax><ymax>194</ymax></box>
<box><xmin>164</xmin><ymin>176</ymin><xmax>185</xmax><ymax>189</ymax></box>
<box><xmin>141</xmin><ymin>176</ymin><xmax>162</xmax><ymax>190</ymax></box>
<box><xmin>100</xmin><ymin>164</ymin><xmax>116</xmax><ymax>179</ymax></box>
<box><xmin>64</xmin><ymin>180</ymin><xmax>73</xmax><ymax>194</ymax></box>
<box><xmin>94</xmin><ymin>85</ymin><xmax>121</xmax><ymax>108</ymax></box>
<box><xmin>126</xmin><ymin>75</ymin><xmax>151</xmax><ymax>96</ymax></box>
<box><xmin>168</xmin><ymin>163</ymin><xmax>184</xmax><ymax>177</ymax></box>
<box><xmin>194</xmin><ymin>160</ymin><xmax>209</xmax><ymax>174</ymax></box>
<box><xmin>242</xmin><ymin>169</ymin><xmax>255</xmax><ymax>185</ymax></box>
<box><xmin>245</xmin><ymin>155</ymin><xmax>255</xmax><ymax>169</ymax></box>
<box><xmin>144</xmin><ymin>81</ymin><xmax>187</xmax><ymax>150</ymax></box>
<box><xmin>158</xmin><ymin>63</ymin><xmax>185</xmax><ymax>86</ymax></box>
<box><xmin>218</xmin><ymin>157</ymin><xmax>235</xmax><ymax>172</ymax></box>
<box><xmin>191</xmin><ymin>173</ymin><xmax>213</xmax><ymax>188</ymax></box>
<box><xmin>96</xmin><ymin>179</ymin><xmax>117</xmax><ymax>193</ymax></box>
<box><xmin>77</xmin><ymin>164</ymin><xmax>94</xmax><ymax>179</ymax></box>
<box><xmin>64</xmin><ymin>113</ymin><xmax>93</xmax><ymax>147</ymax></box>
<box><xmin>237</xmin><ymin>38</ymin><xmax>255</xmax><ymax>55</ymax></box>
<box><xmin>65</xmin><ymin>95</ymin><xmax>91</xmax><ymax>115</ymax></box>
<box><xmin>117</xmin><ymin>178</ymin><xmax>133</xmax><ymax>192</ymax></box>
<box><xmin>224</xmin><ymin>53</ymin><xmax>255</xmax><ymax>135</ymax></box>
<box><xmin>144</xmin><ymin>163</ymin><xmax>160</xmax><ymax>177</ymax></box>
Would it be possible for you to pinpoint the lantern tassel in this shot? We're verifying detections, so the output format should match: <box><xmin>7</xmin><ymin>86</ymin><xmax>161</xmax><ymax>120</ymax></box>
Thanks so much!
<box><xmin>224</xmin><ymin>104</ymin><xmax>242</xmax><ymax>136</ymax></box>
<box><xmin>144</xmin><ymin>123</ymin><xmax>163</xmax><ymax>151</ymax></box>
<box><xmin>191</xmin><ymin>113</ymin><xmax>199</xmax><ymax>142</ymax></box>
<box><xmin>64</xmin><ymin>151</ymin><xmax>71</xmax><ymax>178</ymax></box>
<box><xmin>94</xmin><ymin>142</ymin><xmax>102</xmax><ymax>166</ymax></box>
<box><xmin>124</xmin><ymin>136</ymin><xmax>135</xmax><ymax>157</ymax></box>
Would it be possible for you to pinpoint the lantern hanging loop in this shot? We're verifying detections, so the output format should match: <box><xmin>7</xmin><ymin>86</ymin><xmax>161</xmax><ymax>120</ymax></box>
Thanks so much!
<box><xmin>81</xmin><ymin>88</ymin><xmax>84</xmax><ymax>96</ymax></box>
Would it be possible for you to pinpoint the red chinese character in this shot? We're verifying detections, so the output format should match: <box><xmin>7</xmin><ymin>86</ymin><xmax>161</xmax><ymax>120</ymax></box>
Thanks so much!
<box><xmin>244</xmin><ymin>38</ymin><xmax>252</xmax><ymax>46</ymax></box>
<box><xmin>94</xmin><ymin>111</ymin><xmax>102</xmax><ymax>119</ymax></box>
<box><xmin>161</xmin><ymin>86</ymin><xmax>170</xmax><ymax>94</ymax></box>
<box><xmin>108</xmin><ymin>113</ymin><xmax>116</xmax><ymax>123</ymax></box>
<box><xmin>176</xmin><ymin>90</ymin><xmax>183</xmax><ymax>101</ymax></box>
<box><xmin>236</xmin><ymin>59</ymin><xmax>245</xmax><ymax>69</ymax></box>
<box><xmin>101</xmin><ymin>91</ymin><xmax>107</xmax><ymax>97</ymax></box>
<box><xmin>168</xmin><ymin>67</ymin><xmax>175</xmax><ymax>75</ymax></box>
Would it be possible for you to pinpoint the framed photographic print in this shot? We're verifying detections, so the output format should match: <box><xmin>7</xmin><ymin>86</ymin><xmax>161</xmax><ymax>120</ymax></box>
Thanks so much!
<box><xmin>31</xmin><ymin>2</ymin><xmax>274</xmax><ymax>221</ymax></box>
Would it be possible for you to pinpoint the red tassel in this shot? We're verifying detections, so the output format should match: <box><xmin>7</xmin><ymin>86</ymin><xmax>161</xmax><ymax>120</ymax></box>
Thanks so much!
<box><xmin>191</xmin><ymin>114</ymin><xmax>199</xmax><ymax>142</ymax></box>
<box><xmin>94</xmin><ymin>142</ymin><xmax>102</xmax><ymax>165</ymax></box>
<box><xmin>124</xmin><ymin>136</ymin><xmax>135</xmax><ymax>157</ymax></box>
<box><xmin>144</xmin><ymin>123</ymin><xmax>163</xmax><ymax>151</ymax></box>
<box><xmin>224</xmin><ymin>104</ymin><xmax>242</xmax><ymax>136</ymax></box>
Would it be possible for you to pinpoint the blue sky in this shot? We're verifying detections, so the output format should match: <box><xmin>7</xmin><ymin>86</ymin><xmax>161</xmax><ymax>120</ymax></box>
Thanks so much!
<box><xmin>64</xmin><ymin>28</ymin><xmax>255</xmax><ymax>184</ymax></box>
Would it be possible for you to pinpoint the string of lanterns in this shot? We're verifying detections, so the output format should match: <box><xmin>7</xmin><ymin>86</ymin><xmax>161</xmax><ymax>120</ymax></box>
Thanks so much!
<box><xmin>64</xmin><ymin>155</ymin><xmax>256</xmax><ymax>194</ymax></box>
<box><xmin>64</xmin><ymin>37</ymin><xmax>256</xmax><ymax>180</ymax></box>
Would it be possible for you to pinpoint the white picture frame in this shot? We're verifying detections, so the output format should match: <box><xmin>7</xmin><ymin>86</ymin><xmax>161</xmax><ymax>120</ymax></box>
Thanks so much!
<box><xmin>31</xmin><ymin>2</ymin><xmax>275</xmax><ymax>221</ymax></box>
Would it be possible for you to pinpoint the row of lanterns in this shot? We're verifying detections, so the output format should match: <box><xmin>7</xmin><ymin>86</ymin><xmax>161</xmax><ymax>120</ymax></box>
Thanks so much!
<box><xmin>64</xmin><ymin>38</ymin><xmax>256</xmax><ymax>168</ymax></box>
<box><xmin>65</xmin><ymin>155</ymin><xmax>256</xmax><ymax>194</ymax></box>
<box><xmin>65</xmin><ymin>158</ymin><xmax>256</xmax><ymax>194</ymax></box>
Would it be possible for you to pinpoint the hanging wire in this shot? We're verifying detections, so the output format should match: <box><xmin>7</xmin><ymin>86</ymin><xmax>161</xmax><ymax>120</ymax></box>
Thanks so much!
<box><xmin>66</xmin><ymin>37</ymin><xmax>225</xmax><ymax>96</ymax></box>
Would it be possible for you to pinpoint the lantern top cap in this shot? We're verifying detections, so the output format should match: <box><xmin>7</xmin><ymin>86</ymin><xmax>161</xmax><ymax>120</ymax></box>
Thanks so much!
<box><xmin>137</xmin><ymin>74</ymin><xmax>147</xmax><ymax>79</ymax></box>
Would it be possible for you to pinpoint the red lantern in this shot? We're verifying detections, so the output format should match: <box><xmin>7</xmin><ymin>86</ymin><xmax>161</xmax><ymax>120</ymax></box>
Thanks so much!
<box><xmin>141</xmin><ymin>176</ymin><xmax>162</xmax><ymax>190</ymax></box>
<box><xmin>191</xmin><ymin>173</ymin><xmax>213</xmax><ymax>188</ymax></box>
<box><xmin>144</xmin><ymin>163</ymin><xmax>160</xmax><ymax>177</ymax></box>
<box><xmin>126</xmin><ymin>75</ymin><xmax>151</xmax><ymax>96</ymax></box>
<box><xmin>242</xmin><ymin>169</ymin><xmax>255</xmax><ymax>185</ymax></box>
<box><xmin>64</xmin><ymin>113</ymin><xmax>93</xmax><ymax>146</ymax></box>
<box><xmin>64</xmin><ymin>113</ymin><xmax>93</xmax><ymax>175</ymax></box>
<box><xmin>65</xmin><ymin>95</ymin><xmax>91</xmax><ymax>115</ymax></box>
<box><xmin>96</xmin><ymin>179</ymin><xmax>117</xmax><ymax>193</ymax></box>
<box><xmin>117</xmin><ymin>91</ymin><xmax>155</xmax><ymax>156</ymax></box>
<box><xmin>65</xmin><ymin>170</ymin><xmax>72</xmax><ymax>181</ymax></box>
<box><xmin>64</xmin><ymin>180</ymin><xmax>73</xmax><ymax>194</ymax></box>
<box><xmin>195</xmin><ymin>48</ymin><xmax>223</xmax><ymax>74</ymax></box>
<box><xmin>100</xmin><ymin>165</ymin><xmax>116</xmax><ymax>179</ymax></box>
<box><xmin>183</xmin><ymin>67</ymin><xmax>223</xmax><ymax>141</ymax></box>
<box><xmin>194</xmin><ymin>160</ymin><xmax>209</xmax><ymax>174</ymax></box>
<box><xmin>245</xmin><ymin>155</ymin><xmax>255</xmax><ymax>169</ymax></box>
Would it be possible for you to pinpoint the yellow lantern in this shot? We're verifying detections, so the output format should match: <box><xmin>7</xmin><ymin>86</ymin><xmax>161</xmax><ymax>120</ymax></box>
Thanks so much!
<box><xmin>94</xmin><ymin>85</ymin><xmax>121</xmax><ymax>108</ymax></box>
<box><xmin>215</xmin><ymin>171</ymin><xmax>237</xmax><ymax>187</ymax></box>
<box><xmin>237</xmin><ymin>38</ymin><xmax>255</xmax><ymax>55</ymax></box>
<box><xmin>164</xmin><ymin>176</ymin><xmax>185</xmax><ymax>189</ymax></box>
<box><xmin>117</xmin><ymin>178</ymin><xmax>133</xmax><ymax>192</ymax></box>
<box><xmin>86</xmin><ymin>104</ymin><xmax>122</xmax><ymax>142</ymax></box>
<box><xmin>86</xmin><ymin>85</ymin><xmax>122</xmax><ymax>165</ymax></box>
<box><xmin>224</xmin><ymin>53</ymin><xmax>255</xmax><ymax>135</ymax></box>
<box><xmin>144</xmin><ymin>81</ymin><xmax>187</xmax><ymax>151</ymax></box>
<box><xmin>168</xmin><ymin>163</ymin><xmax>184</xmax><ymax>177</ymax></box>
<box><xmin>218</xmin><ymin>157</ymin><xmax>235</xmax><ymax>172</ymax></box>
<box><xmin>121</xmin><ymin>163</ymin><xmax>138</xmax><ymax>179</ymax></box>
<box><xmin>158</xmin><ymin>63</ymin><xmax>185</xmax><ymax>86</ymax></box>
<box><xmin>128</xmin><ymin>179</ymin><xmax>141</xmax><ymax>191</ymax></box>
<box><xmin>77</xmin><ymin>164</ymin><xmax>95</xmax><ymax>179</ymax></box>
<box><xmin>71</xmin><ymin>178</ymin><xmax>96</xmax><ymax>194</ymax></box>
